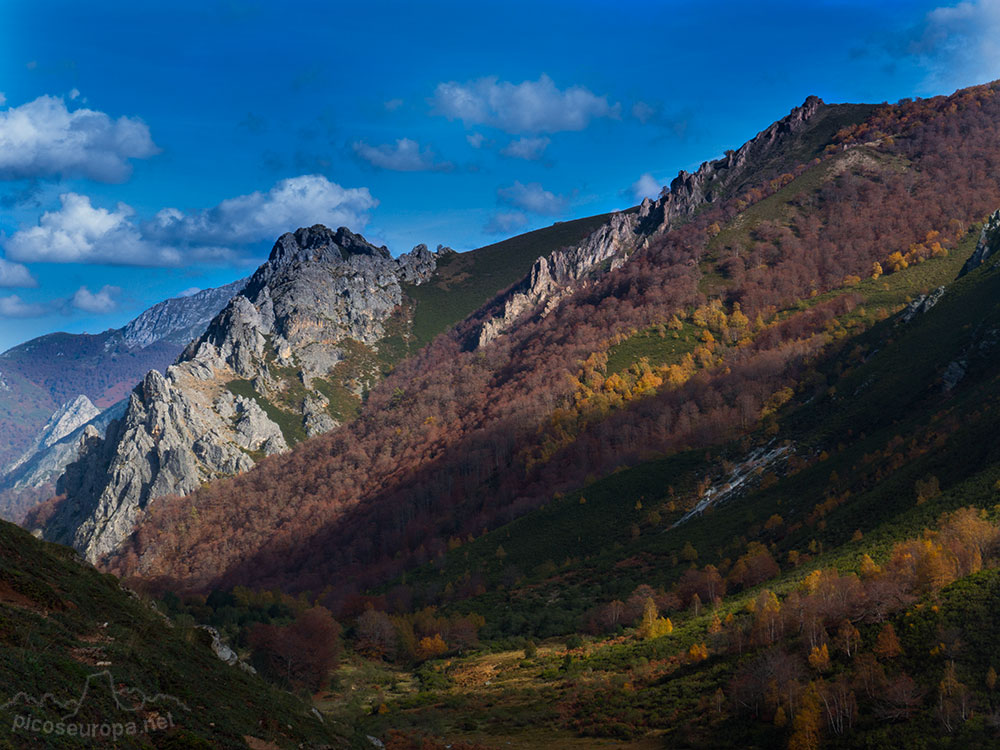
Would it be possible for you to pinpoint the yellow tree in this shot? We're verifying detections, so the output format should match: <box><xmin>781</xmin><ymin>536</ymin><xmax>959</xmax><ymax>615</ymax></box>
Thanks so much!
<box><xmin>788</xmin><ymin>684</ymin><xmax>822</xmax><ymax>750</ymax></box>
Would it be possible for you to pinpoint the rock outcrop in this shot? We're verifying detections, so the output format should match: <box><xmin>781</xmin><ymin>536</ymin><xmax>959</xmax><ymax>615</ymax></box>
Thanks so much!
<box><xmin>959</xmin><ymin>209</ymin><xmax>1000</xmax><ymax>277</ymax></box>
<box><xmin>475</xmin><ymin>97</ymin><xmax>828</xmax><ymax>347</ymax></box>
<box><xmin>900</xmin><ymin>286</ymin><xmax>946</xmax><ymax>324</ymax></box>
<box><xmin>477</xmin><ymin>211</ymin><xmax>637</xmax><ymax>346</ymax></box>
<box><xmin>44</xmin><ymin>225</ymin><xmax>442</xmax><ymax>561</ymax></box>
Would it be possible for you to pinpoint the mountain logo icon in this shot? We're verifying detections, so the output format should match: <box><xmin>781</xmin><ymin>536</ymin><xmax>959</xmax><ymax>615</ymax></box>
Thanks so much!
<box><xmin>3</xmin><ymin>671</ymin><xmax>189</xmax><ymax>738</ymax></box>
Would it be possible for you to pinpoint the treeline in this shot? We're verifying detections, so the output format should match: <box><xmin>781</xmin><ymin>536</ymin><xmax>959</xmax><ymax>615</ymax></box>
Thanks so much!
<box><xmin>110</xmin><ymin>81</ymin><xmax>1000</xmax><ymax>610</ymax></box>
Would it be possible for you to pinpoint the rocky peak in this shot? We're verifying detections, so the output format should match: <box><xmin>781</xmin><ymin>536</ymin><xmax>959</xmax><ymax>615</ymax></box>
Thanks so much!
<box><xmin>46</xmin><ymin>224</ymin><xmax>445</xmax><ymax>562</ymax></box>
<box><xmin>266</xmin><ymin>225</ymin><xmax>391</xmax><ymax>269</ymax></box>
<box><xmin>40</xmin><ymin>395</ymin><xmax>101</xmax><ymax>449</ymax></box>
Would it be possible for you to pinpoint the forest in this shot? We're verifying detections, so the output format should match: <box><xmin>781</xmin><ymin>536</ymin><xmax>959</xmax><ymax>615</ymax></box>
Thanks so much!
<box><xmin>104</xmin><ymin>83</ymin><xmax>1000</xmax><ymax>612</ymax></box>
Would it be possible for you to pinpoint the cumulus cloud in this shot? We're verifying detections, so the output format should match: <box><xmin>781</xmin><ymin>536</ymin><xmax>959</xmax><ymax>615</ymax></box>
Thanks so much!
<box><xmin>500</xmin><ymin>136</ymin><xmax>550</xmax><ymax>161</ymax></box>
<box><xmin>432</xmin><ymin>74</ymin><xmax>619</xmax><ymax>133</ymax></box>
<box><xmin>148</xmin><ymin>174</ymin><xmax>378</xmax><ymax>247</ymax></box>
<box><xmin>497</xmin><ymin>181</ymin><xmax>568</xmax><ymax>215</ymax></box>
<box><xmin>628</xmin><ymin>173</ymin><xmax>663</xmax><ymax>203</ymax></box>
<box><xmin>352</xmin><ymin>138</ymin><xmax>453</xmax><ymax>172</ymax></box>
<box><xmin>0</xmin><ymin>94</ymin><xmax>158</xmax><ymax>182</ymax></box>
<box><xmin>72</xmin><ymin>284</ymin><xmax>121</xmax><ymax>313</ymax></box>
<box><xmin>0</xmin><ymin>258</ymin><xmax>37</xmax><ymax>287</ymax></box>
<box><xmin>5</xmin><ymin>193</ymin><xmax>181</xmax><ymax>266</ymax></box>
<box><xmin>484</xmin><ymin>210</ymin><xmax>528</xmax><ymax>235</ymax></box>
<box><xmin>0</xmin><ymin>294</ymin><xmax>47</xmax><ymax>318</ymax></box>
<box><xmin>904</xmin><ymin>0</ymin><xmax>1000</xmax><ymax>89</ymax></box>
<box><xmin>466</xmin><ymin>132</ymin><xmax>485</xmax><ymax>148</ymax></box>
<box><xmin>5</xmin><ymin>175</ymin><xmax>378</xmax><ymax>266</ymax></box>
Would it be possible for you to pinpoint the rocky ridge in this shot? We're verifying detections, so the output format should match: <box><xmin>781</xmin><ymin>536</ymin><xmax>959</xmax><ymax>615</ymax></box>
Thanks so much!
<box><xmin>5</xmin><ymin>395</ymin><xmax>101</xmax><ymax>474</ymax></box>
<box><xmin>475</xmin><ymin>97</ymin><xmax>828</xmax><ymax>347</ymax></box>
<box><xmin>0</xmin><ymin>278</ymin><xmax>245</xmax><ymax>473</ymax></box>
<box><xmin>118</xmin><ymin>279</ymin><xmax>248</xmax><ymax>350</ymax></box>
<box><xmin>0</xmin><ymin>401</ymin><xmax>126</xmax><ymax>500</ymax></box>
<box><xmin>44</xmin><ymin>226</ymin><xmax>443</xmax><ymax>561</ymax></box>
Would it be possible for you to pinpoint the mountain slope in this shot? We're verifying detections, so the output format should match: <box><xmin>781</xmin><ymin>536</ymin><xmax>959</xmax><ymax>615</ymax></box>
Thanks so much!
<box><xmin>102</xmin><ymin>92</ymin><xmax>938</xmax><ymax>594</ymax></box>
<box><xmin>0</xmin><ymin>517</ymin><xmax>345</xmax><ymax>748</ymax></box>
<box><xmin>40</xmin><ymin>210</ymin><xmax>638</xmax><ymax>564</ymax></box>
<box><xmin>347</xmin><ymin>203</ymin><xmax>1000</xmax><ymax>747</ymax></box>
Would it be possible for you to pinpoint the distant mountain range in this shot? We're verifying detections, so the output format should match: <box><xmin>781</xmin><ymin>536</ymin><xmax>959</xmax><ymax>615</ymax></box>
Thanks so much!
<box><xmin>0</xmin><ymin>280</ymin><xmax>245</xmax><ymax>520</ymax></box>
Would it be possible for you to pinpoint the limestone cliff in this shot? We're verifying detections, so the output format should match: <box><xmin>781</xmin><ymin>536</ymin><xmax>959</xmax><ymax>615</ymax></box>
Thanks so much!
<box><xmin>44</xmin><ymin>225</ymin><xmax>442</xmax><ymax>561</ymax></box>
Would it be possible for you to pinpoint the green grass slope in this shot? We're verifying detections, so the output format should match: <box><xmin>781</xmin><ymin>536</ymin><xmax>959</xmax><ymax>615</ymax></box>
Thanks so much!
<box><xmin>0</xmin><ymin>519</ymin><xmax>346</xmax><ymax>749</ymax></box>
<box><xmin>405</xmin><ymin>213</ymin><xmax>616</xmax><ymax>346</ymax></box>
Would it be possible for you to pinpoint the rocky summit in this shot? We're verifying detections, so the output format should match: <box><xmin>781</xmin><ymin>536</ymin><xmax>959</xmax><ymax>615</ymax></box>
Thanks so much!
<box><xmin>42</xmin><ymin>225</ymin><xmax>443</xmax><ymax>562</ymax></box>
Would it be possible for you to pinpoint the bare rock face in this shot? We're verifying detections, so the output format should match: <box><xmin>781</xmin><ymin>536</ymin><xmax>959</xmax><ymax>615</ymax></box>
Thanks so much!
<box><xmin>44</xmin><ymin>225</ymin><xmax>440</xmax><ymax>562</ymax></box>
<box><xmin>639</xmin><ymin>96</ymin><xmax>825</xmax><ymax>235</ymax></box>
<box><xmin>477</xmin><ymin>211</ymin><xmax>637</xmax><ymax>346</ymax></box>
<box><xmin>959</xmin><ymin>209</ymin><xmax>1000</xmax><ymax>277</ymax></box>
<box><xmin>474</xmin><ymin>97</ymin><xmax>828</xmax><ymax>348</ymax></box>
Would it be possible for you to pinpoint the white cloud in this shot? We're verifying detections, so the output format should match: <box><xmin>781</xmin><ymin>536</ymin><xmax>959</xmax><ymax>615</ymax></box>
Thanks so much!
<box><xmin>0</xmin><ymin>94</ymin><xmax>158</xmax><ymax>182</ymax></box>
<box><xmin>178</xmin><ymin>287</ymin><xmax>202</xmax><ymax>297</ymax></box>
<box><xmin>629</xmin><ymin>173</ymin><xmax>662</xmax><ymax>203</ymax></box>
<box><xmin>0</xmin><ymin>294</ymin><xmax>46</xmax><ymax>318</ymax></box>
<box><xmin>0</xmin><ymin>258</ymin><xmax>37</xmax><ymax>287</ymax></box>
<box><xmin>352</xmin><ymin>137</ymin><xmax>452</xmax><ymax>172</ymax></box>
<box><xmin>432</xmin><ymin>74</ymin><xmax>619</xmax><ymax>133</ymax></box>
<box><xmin>149</xmin><ymin>174</ymin><xmax>378</xmax><ymax>246</ymax></box>
<box><xmin>497</xmin><ymin>181</ymin><xmax>568</xmax><ymax>215</ymax></box>
<box><xmin>5</xmin><ymin>193</ymin><xmax>182</xmax><ymax>266</ymax></box>
<box><xmin>904</xmin><ymin>1</ymin><xmax>1000</xmax><ymax>89</ymax></box>
<box><xmin>0</xmin><ymin>93</ymin><xmax>5</xmax><ymax>106</ymax></box>
<box><xmin>72</xmin><ymin>284</ymin><xmax>121</xmax><ymax>313</ymax></box>
<box><xmin>484</xmin><ymin>210</ymin><xmax>528</xmax><ymax>235</ymax></box>
<box><xmin>5</xmin><ymin>175</ymin><xmax>378</xmax><ymax>266</ymax></box>
<box><xmin>500</xmin><ymin>136</ymin><xmax>550</xmax><ymax>161</ymax></box>
<box><xmin>384</xmin><ymin>98</ymin><xmax>403</xmax><ymax>111</ymax></box>
<box><xmin>466</xmin><ymin>132</ymin><xmax>485</xmax><ymax>148</ymax></box>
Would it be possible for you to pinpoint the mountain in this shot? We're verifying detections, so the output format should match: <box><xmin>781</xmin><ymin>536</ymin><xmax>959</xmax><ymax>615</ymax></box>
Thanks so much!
<box><xmin>91</xmin><ymin>93</ymin><xmax>906</xmax><ymax>593</ymax></box>
<box><xmin>37</xmin><ymin>212</ymin><xmax>619</xmax><ymax>563</ymax></box>
<box><xmin>0</xmin><ymin>280</ymin><xmax>246</xmax><ymax>474</ymax></box>
<box><xmin>97</xmin><ymin>81</ymin><xmax>1000</xmax><ymax>749</ymax></box>
<box><xmin>9</xmin><ymin>80</ymin><xmax>1000</xmax><ymax>749</ymax></box>
<box><xmin>119</xmin><ymin>279</ymin><xmax>249</xmax><ymax>349</ymax></box>
<box><xmin>91</xmin><ymin>82</ymin><xmax>1000</xmax><ymax>602</ymax></box>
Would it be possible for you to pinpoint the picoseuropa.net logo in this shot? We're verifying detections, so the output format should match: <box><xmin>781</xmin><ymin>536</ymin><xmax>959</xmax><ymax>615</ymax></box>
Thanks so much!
<box><xmin>2</xmin><ymin>670</ymin><xmax>190</xmax><ymax>740</ymax></box>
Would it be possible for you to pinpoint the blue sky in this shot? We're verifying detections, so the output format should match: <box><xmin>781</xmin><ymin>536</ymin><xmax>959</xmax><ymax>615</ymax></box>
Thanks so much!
<box><xmin>0</xmin><ymin>0</ymin><xmax>997</xmax><ymax>351</ymax></box>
